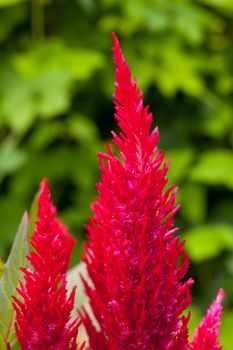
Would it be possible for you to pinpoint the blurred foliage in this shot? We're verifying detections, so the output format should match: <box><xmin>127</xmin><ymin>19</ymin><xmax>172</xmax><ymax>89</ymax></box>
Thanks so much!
<box><xmin>0</xmin><ymin>0</ymin><xmax>232</xmax><ymax>347</ymax></box>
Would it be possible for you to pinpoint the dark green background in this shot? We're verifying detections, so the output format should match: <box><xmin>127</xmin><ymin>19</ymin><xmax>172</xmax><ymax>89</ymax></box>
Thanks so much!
<box><xmin>0</xmin><ymin>0</ymin><xmax>232</xmax><ymax>347</ymax></box>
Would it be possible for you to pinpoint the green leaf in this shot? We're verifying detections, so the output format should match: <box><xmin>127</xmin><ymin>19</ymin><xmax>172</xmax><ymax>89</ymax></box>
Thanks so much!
<box><xmin>190</xmin><ymin>150</ymin><xmax>233</xmax><ymax>189</ymax></box>
<box><xmin>154</xmin><ymin>42</ymin><xmax>204</xmax><ymax>97</ymax></box>
<box><xmin>184</xmin><ymin>224</ymin><xmax>233</xmax><ymax>263</ymax></box>
<box><xmin>220</xmin><ymin>311</ymin><xmax>233</xmax><ymax>350</ymax></box>
<box><xmin>68</xmin><ymin>114</ymin><xmax>99</xmax><ymax>144</ymax></box>
<box><xmin>166</xmin><ymin>148</ymin><xmax>195</xmax><ymax>184</ymax></box>
<box><xmin>199</xmin><ymin>0</ymin><xmax>233</xmax><ymax>15</ymax></box>
<box><xmin>12</xmin><ymin>342</ymin><xmax>20</xmax><ymax>350</ymax></box>
<box><xmin>0</xmin><ymin>140</ymin><xmax>26</xmax><ymax>182</ymax></box>
<box><xmin>124</xmin><ymin>1</ymin><xmax>169</xmax><ymax>32</ymax></box>
<box><xmin>0</xmin><ymin>68</ymin><xmax>74</xmax><ymax>132</ymax></box>
<box><xmin>199</xmin><ymin>105</ymin><xmax>233</xmax><ymax>139</ymax></box>
<box><xmin>0</xmin><ymin>330</ymin><xmax>7</xmax><ymax>350</ymax></box>
<box><xmin>3</xmin><ymin>42</ymin><xmax>99</xmax><ymax>127</ymax></box>
<box><xmin>0</xmin><ymin>213</ymin><xmax>29</xmax><ymax>346</ymax></box>
<box><xmin>35</xmin><ymin>70</ymin><xmax>73</xmax><ymax>119</ymax></box>
<box><xmin>0</xmin><ymin>257</ymin><xmax>4</xmax><ymax>278</ymax></box>
<box><xmin>180</xmin><ymin>184</ymin><xmax>207</xmax><ymax>224</ymax></box>
<box><xmin>0</xmin><ymin>0</ymin><xmax>27</xmax><ymax>7</ymax></box>
<box><xmin>12</xmin><ymin>39</ymin><xmax>105</xmax><ymax>80</ymax></box>
<box><xmin>0</xmin><ymin>69</ymin><xmax>36</xmax><ymax>133</ymax></box>
<box><xmin>28</xmin><ymin>121</ymin><xmax>62</xmax><ymax>150</ymax></box>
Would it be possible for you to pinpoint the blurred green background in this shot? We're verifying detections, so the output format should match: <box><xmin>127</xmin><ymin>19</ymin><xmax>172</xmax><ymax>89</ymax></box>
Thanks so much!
<box><xmin>0</xmin><ymin>0</ymin><xmax>232</xmax><ymax>347</ymax></box>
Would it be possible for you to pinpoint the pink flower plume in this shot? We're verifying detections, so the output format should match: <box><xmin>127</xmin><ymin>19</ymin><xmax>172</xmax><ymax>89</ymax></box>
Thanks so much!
<box><xmin>13</xmin><ymin>179</ymin><xmax>85</xmax><ymax>350</ymax></box>
<box><xmin>189</xmin><ymin>289</ymin><xmax>224</xmax><ymax>350</ymax></box>
<box><xmin>81</xmin><ymin>33</ymin><xmax>194</xmax><ymax>350</ymax></box>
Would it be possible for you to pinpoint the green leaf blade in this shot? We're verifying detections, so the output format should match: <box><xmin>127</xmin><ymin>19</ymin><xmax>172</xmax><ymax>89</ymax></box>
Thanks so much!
<box><xmin>0</xmin><ymin>330</ymin><xmax>7</xmax><ymax>350</ymax></box>
<box><xmin>184</xmin><ymin>224</ymin><xmax>233</xmax><ymax>263</ymax></box>
<box><xmin>0</xmin><ymin>212</ymin><xmax>29</xmax><ymax>345</ymax></box>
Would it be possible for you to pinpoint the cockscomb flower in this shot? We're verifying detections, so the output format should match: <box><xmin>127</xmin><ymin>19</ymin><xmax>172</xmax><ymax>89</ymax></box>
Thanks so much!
<box><xmin>13</xmin><ymin>179</ymin><xmax>84</xmax><ymax>350</ymax></box>
<box><xmin>189</xmin><ymin>289</ymin><xmax>224</xmax><ymax>350</ymax></box>
<box><xmin>81</xmin><ymin>33</ymin><xmax>194</xmax><ymax>349</ymax></box>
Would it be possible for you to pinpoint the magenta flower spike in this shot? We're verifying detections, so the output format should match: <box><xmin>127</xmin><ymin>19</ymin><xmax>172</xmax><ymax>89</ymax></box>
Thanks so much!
<box><xmin>81</xmin><ymin>33</ymin><xmax>194</xmax><ymax>349</ymax></box>
<box><xmin>189</xmin><ymin>289</ymin><xmax>224</xmax><ymax>350</ymax></box>
<box><xmin>13</xmin><ymin>179</ymin><xmax>85</xmax><ymax>350</ymax></box>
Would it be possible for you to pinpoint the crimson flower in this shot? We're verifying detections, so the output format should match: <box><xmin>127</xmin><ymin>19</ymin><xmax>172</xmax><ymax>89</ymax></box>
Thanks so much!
<box><xmin>81</xmin><ymin>33</ymin><xmax>194</xmax><ymax>350</ymax></box>
<box><xmin>13</xmin><ymin>179</ymin><xmax>84</xmax><ymax>350</ymax></box>
<box><xmin>189</xmin><ymin>289</ymin><xmax>224</xmax><ymax>350</ymax></box>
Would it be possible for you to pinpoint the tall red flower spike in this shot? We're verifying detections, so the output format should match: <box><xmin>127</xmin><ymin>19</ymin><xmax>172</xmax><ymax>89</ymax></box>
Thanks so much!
<box><xmin>189</xmin><ymin>289</ymin><xmax>224</xmax><ymax>350</ymax></box>
<box><xmin>13</xmin><ymin>179</ymin><xmax>85</xmax><ymax>350</ymax></box>
<box><xmin>81</xmin><ymin>33</ymin><xmax>194</xmax><ymax>350</ymax></box>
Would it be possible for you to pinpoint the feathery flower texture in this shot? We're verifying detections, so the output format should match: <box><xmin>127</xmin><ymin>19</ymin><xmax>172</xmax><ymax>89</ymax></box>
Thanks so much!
<box><xmin>81</xmin><ymin>33</ymin><xmax>201</xmax><ymax>349</ymax></box>
<box><xmin>190</xmin><ymin>289</ymin><xmax>224</xmax><ymax>350</ymax></box>
<box><xmin>13</xmin><ymin>179</ymin><xmax>84</xmax><ymax>350</ymax></box>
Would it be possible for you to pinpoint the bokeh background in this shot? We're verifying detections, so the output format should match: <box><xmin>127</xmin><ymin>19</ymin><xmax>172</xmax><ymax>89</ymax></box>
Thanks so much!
<box><xmin>0</xmin><ymin>0</ymin><xmax>232</xmax><ymax>347</ymax></box>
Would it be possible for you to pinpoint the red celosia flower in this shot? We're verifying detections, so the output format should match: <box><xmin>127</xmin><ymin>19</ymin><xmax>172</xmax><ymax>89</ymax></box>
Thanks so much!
<box><xmin>81</xmin><ymin>33</ymin><xmax>194</xmax><ymax>350</ymax></box>
<box><xmin>189</xmin><ymin>289</ymin><xmax>224</xmax><ymax>350</ymax></box>
<box><xmin>13</xmin><ymin>179</ymin><xmax>84</xmax><ymax>350</ymax></box>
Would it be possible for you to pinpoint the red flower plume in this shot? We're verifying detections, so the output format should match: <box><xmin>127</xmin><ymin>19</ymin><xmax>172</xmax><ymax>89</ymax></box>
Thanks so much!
<box><xmin>189</xmin><ymin>289</ymin><xmax>224</xmax><ymax>350</ymax></box>
<box><xmin>81</xmin><ymin>33</ymin><xmax>194</xmax><ymax>350</ymax></box>
<box><xmin>13</xmin><ymin>179</ymin><xmax>84</xmax><ymax>350</ymax></box>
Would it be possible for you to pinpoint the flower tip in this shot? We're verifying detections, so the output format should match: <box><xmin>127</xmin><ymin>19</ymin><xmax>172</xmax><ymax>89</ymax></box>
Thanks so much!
<box><xmin>39</xmin><ymin>178</ymin><xmax>51</xmax><ymax>206</ymax></box>
<box><xmin>111</xmin><ymin>32</ymin><xmax>122</xmax><ymax>58</ymax></box>
<box><xmin>40</xmin><ymin>177</ymin><xmax>49</xmax><ymax>190</ymax></box>
<box><xmin>216</xmin><ymin>288</ymin><xmax>224</xmax><ymax>304</ymax></box>
<box><xmin>22</xmin><ymin>211</ymin><xmax>29</xmax><ymax>224</ymax></box>
<box><xmin>111</xmin><ymin>32</ymin><xmax>118</xmax><ymax>45</ymax></box>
